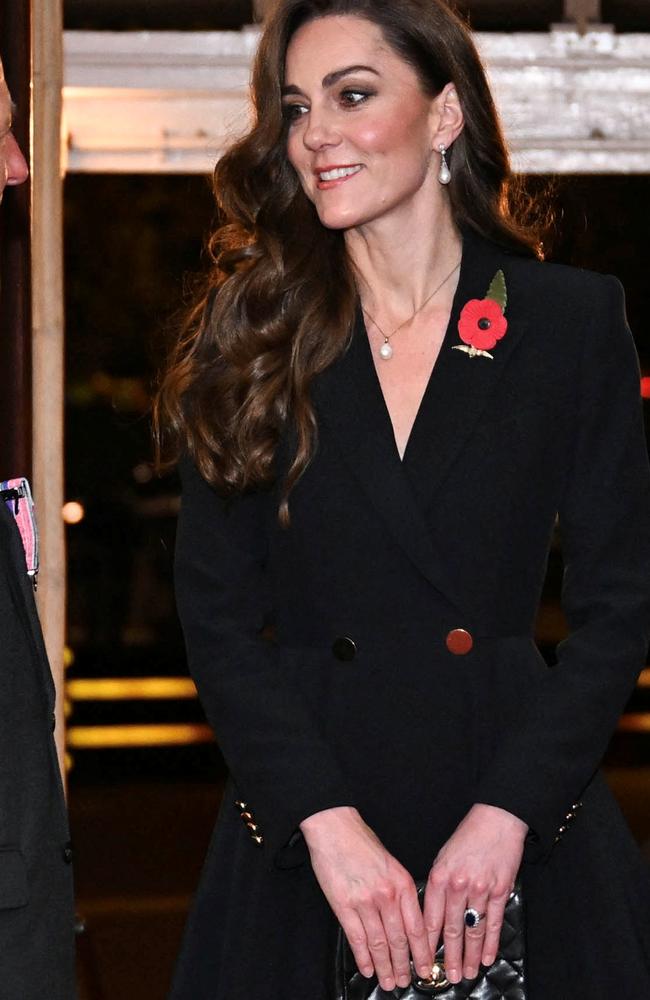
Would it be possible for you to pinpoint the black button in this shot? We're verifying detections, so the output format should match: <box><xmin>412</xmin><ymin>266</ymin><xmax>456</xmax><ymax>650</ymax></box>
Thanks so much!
<box><xmin>63</xmin><ymin>842</ymin><xmax>73</xmax><ymax>864</ymax></box>
<box><xmin>332</xmin><ymin>636</ymin><xmax>357</xmax><ymax>661</ymax></box>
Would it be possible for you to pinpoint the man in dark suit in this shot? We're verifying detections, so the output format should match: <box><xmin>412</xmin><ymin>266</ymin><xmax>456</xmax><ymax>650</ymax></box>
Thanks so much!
<box><xmin>0</xmin><ymin>54</ymin><xmax>76</xmax><ymax>999</ymax></box>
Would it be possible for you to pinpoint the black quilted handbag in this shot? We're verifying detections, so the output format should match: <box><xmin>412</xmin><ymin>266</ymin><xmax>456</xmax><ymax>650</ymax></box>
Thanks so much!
<box><xmin>334</xmin><ymin>881</ymin><xmax>526</xmax><ymax>999</ymax></box>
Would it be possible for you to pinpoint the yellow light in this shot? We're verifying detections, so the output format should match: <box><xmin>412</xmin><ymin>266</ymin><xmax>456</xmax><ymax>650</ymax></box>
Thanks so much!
<box><xmin>67</xmin><ymin>723</ymin><xmax>213</xmax><ymax>748</ymax></box>
<box><xmin>63</xmin><ymin>646</ymin><xmax>75</xmax><ymax>669</ymax></box>
<box><xmin>62</xmin><ymin>501</ymin><xmax>85</xmax><ymax>525</ymax></box>
<box><xmin>618</xmin><ymin>714</ymin><xmax>650</xmax><ymax>733</ymax></box>
<box><xmin>637</xmin><ymin>668</ymin><xmax>650</xmax><ymax>688</ymax></box>
<box><xmin>66</xmin><ymin>676</ymin><xmax>197</xmax><ymax>701</ymax></box>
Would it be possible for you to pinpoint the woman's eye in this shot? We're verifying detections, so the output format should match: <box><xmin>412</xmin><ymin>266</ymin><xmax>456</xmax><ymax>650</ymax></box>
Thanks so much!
<box><xmin>282</xmin><ymin>103</ymin><xmax>308</xmax><ymax>124</ymax></box>
<box><xmin>340</xmin><ymin>89</ymin><xmax>372</xmax><ymax>107</ymax></box>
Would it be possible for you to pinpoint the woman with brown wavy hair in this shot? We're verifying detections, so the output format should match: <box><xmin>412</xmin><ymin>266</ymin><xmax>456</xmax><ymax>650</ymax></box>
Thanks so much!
<box><xmin>158</xmin><ymin>1</ymin><xmax>650</xmax><ymax>998</ymax></box>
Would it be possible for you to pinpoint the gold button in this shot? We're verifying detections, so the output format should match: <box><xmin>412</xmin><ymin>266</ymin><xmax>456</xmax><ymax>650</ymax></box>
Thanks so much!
<box><xmin>252</xmin><ymin>834</ymin><xmax>264</xmax><ymax>846</ymax></box>
<box><xmin>445</xmin><ymin>629</ymin><xmax>474</xmax><ymax>655</ymax></box>
<box><xmin>240</xmin><ymin>811</ymin><xmax>254</xmax><ymax>822</ymax></box>
<box><xmin>234</xmin><ymin>800</ymin><xmax>247</xmax><ymax>811</ymax></box>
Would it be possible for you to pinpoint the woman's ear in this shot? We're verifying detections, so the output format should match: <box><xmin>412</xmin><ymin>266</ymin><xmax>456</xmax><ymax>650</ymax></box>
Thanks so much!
<box><xmin>431</xmin><ymin>83</ymin><xmax>464</xmax><ymax>151</ymax></box>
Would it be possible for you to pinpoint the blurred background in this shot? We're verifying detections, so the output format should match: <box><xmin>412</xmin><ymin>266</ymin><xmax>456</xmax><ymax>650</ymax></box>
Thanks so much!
<box><xmin>3</xmin><ymin>1</ymin><xmax>650</xmax><ymax>997</ymax></box>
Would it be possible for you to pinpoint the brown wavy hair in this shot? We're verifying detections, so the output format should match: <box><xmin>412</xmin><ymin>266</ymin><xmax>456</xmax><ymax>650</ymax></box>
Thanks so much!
<box><xmin>154</xmin><ymin>0</ymin><xmax>543</xmax><ymax>523</ymax></box>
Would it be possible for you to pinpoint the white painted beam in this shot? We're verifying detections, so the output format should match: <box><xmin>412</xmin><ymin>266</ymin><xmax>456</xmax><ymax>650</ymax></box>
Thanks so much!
<box><xmin>63</xmin><ymin>27</ymin><xmax>650</xmax><ymax>174</ymax></box>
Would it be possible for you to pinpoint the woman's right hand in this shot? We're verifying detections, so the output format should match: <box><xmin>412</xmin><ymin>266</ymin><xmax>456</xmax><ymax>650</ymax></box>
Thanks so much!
<box><xmin>300</xmin><ymin>806</ymin><xmax>433</xmax><ymax>992</ymax></box>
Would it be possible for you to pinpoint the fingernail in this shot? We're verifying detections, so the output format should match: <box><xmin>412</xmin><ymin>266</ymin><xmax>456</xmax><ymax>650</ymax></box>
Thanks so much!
<box><xmin>419</xmin><ymin>964</ymin><xmax>432</xmax><ymax>978</ymax></box>
<box><xmin>380</xmin><ymin>980</ymin><xmax>395</xmax><ymax>992</ymax></box>
<box><xmin>483</xmin><ymin>955</ymin><xmax>495</xmax><ymax>967</ymax></box>
<box><xmin>361</xmin><ymin>967</ymin><xmax>374</xmax><ymax>979</ymax></box>
<box><xmin>397</xmin><ymin>976</ymin><xmax>410</xmax><ymax>988</ymax></box>
<box><xmin>447</xmin><ymin>968</ymin><xmax>460</xmax><ymax>983</ymax></box>
<box><xmin>464</xmin><ymin>967</ymin><xmax>478</xmax><ymax>980</ymax></box>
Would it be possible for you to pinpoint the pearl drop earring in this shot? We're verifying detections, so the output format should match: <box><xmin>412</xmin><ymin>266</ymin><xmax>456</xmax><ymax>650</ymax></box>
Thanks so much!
<box><xmin>438</xmin><ymin>144</ymin><xmax>451</xmax><ymax>185</ymax></box>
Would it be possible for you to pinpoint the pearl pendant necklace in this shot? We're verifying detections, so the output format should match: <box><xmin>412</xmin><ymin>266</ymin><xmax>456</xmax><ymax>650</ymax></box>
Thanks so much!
<box><xmin>362</xmin><ymin>258</ymin><xmax>462</xmax><ymax>361</ymax></box>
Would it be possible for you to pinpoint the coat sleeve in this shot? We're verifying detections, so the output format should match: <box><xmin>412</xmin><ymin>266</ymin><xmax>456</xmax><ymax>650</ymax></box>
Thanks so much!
<box><xmin>475</xmin><ymin>275</ymin><xmax>650</xmax><ymax>862</ymax></box>
<box><xmin>174</xmin><ymin>457</ymin><xmax>355</xmax><ymax>868</ymax></box>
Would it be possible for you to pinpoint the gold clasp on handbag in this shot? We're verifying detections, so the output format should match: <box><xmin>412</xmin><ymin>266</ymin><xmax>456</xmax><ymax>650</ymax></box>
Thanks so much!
<box><xmin>413</xmin><ymin>959</ymin><xmax>450</xmax><ymax>992</ymax></box>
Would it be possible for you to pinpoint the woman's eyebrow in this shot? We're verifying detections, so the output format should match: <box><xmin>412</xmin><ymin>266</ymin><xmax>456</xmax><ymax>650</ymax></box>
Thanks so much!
<box><xmin>322</xmin><ymin>64</ymin><xmax>380</xmax><ymax>87</ymax></box>
<box><xmin>282</xmin><ymin>64</ymin><xmax>380</xmax><ymax>98</ymax></box>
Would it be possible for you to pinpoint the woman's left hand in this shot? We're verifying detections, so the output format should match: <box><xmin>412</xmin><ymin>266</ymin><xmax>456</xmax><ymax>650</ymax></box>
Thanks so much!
<box><xmin>422</xmin><ymin>803</ymin><xmax>528</xmax><ymax>984</ymax></box>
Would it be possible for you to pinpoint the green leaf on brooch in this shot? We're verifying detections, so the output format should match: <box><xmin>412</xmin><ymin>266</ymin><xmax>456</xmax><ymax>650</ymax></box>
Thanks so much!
<box><xmin>486</xmin><ymin>269</ymin><xmax>507</xmax><ymax>312</ymax></box>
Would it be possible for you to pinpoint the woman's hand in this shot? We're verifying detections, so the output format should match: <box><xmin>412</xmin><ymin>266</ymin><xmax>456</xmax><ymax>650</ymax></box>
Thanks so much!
<box><xmin>422</xmin><ymin>804</ymin><xmax>528</xmax><ymax>985</ymax></box>
<box><xmin>300</xmin><ymin>806</ymin><xmax>433</xmax><ymax>992</ymax></box>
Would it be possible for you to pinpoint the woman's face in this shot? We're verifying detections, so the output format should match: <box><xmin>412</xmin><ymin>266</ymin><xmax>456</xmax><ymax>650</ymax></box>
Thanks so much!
<box><xmin>283</xmin><ymin>15</ymin><xmax>444</xmax><ymax>233</ymax></box>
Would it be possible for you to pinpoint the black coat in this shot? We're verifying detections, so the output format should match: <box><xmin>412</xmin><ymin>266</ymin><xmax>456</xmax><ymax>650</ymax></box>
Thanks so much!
<box><xmin>0</xmin><ymin>501</ymin><xmax>76</xmax><ymax>998</ymax></box>
<box><xmin>169</xmin><ymin>229</ymin><xmax>650</xmax><ymax>1000</ymax></box>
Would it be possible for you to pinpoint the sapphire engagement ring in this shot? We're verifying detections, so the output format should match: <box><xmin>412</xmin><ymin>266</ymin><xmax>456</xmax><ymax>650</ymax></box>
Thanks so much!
<box><xmin>463</xmin><ymin>907</ymin><xmax>486</xmax><ymax>929</ymax></box>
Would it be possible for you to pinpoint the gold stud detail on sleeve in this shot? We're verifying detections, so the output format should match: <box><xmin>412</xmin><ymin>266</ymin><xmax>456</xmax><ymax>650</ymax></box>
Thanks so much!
<box><xmin>234</xmin><ymin>801</ymin><xmax>265</xmax><ymax>845</ymax></box>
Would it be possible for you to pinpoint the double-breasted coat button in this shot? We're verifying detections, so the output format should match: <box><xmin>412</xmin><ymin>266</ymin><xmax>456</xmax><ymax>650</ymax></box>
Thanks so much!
<box><xmin>63</xmin><ymin>842</ymin><xmax>74</xmax><ymax>864</ymax></box>
<box><xmin>445</xmin><ymin>629</ymin><xmax>474</xmax><ymax>655</ymax></box>
<box><xmin>332</xmin><ymin>636</ymin><xmax>357</xmax><ymax>662</ymax></box>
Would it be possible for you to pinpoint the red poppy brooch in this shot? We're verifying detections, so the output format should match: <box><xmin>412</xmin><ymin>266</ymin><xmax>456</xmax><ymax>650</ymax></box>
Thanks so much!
<box><xmin>453</xmin><ymin>270</ymin><xmax>508</xmax><ymax>360</ymax></box>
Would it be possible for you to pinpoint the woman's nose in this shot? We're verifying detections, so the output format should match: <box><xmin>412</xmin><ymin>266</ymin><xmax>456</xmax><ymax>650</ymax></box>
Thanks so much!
<box><xmin>5</xmin><ymin>132</ymin><xmax>29</xmax><ymax>186</ymax></box>
<box><xmin>303</xmin><ymin>110</ymin><xmax>341</xmax><ymax>152</ymax></box>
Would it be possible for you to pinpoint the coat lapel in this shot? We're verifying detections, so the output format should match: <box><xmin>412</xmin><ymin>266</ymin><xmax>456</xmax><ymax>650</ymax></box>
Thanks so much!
<box><xmin>0</xmin><ymin>504</ymin><xmax>55</xmax><ymax>709</ymax></box>
<box><xmin>402</xmin><ymin>228</ymin><xmax>530</xmax><ymax>511</ymax></box>
<box><xmin>312</xmin><ymin>295</ymin><xmax>471</xmax><ymax>616</ymax></box>
<box><xmin>312</xmin><ymin>228</ymin><xmax>529</xmax><ymax>616</ymax></box>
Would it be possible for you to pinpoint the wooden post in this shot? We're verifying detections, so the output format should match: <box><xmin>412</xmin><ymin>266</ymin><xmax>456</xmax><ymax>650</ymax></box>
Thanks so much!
<box><xmin>0</xmin><ymin>2</ymin><xmax>32</xmax><ymax>477</ymax></box>
<box><xmin>31</xmin><ymin>0</ymin><xmax>66</xmax><ymax>776</ymax></box>
<box><xmin>564</xmin><ymin>0</ymin><xmax>602</xmax><ymax>33</ymax></box>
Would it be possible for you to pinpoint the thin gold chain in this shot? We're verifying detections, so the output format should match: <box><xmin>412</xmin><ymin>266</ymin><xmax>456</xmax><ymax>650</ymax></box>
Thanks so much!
<box><xmin>362</xmin><ymin>258</ymin><xmax>462</xmax><ymax>345</ymax></box>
